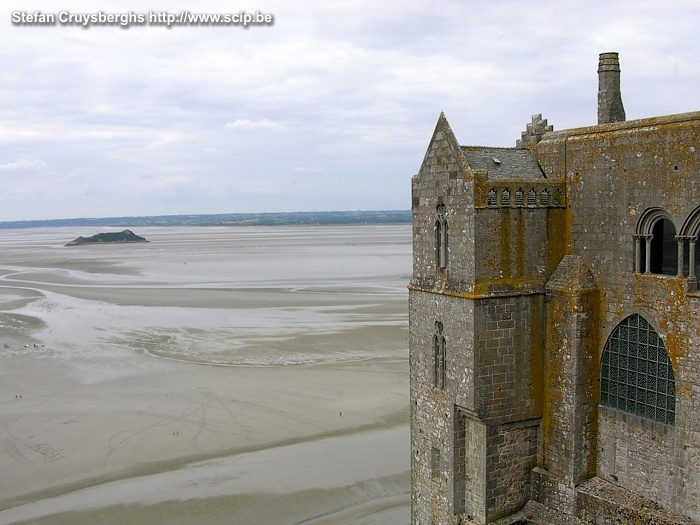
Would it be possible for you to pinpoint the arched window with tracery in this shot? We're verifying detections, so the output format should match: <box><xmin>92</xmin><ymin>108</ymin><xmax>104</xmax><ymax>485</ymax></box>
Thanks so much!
<box><xmin>634</xmin><ymin>208</ymin><xmax>678</xmax><ymax>276</ymax></box>
<box><xmin>435</xmin><ymin>204</ymin><xmax>448</xmax><ymax>270</ymax></box>
<box><xmin>601</xmin><ymin>314</ymin><xmax>675</xmax><ymax>425</ymax></box>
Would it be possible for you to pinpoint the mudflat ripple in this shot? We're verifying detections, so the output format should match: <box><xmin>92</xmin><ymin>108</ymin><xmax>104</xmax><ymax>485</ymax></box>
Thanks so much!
<box><xmin>0</xmin><ymin>225</ymin><xmax>411</xmax><ymax>367</ymax></box>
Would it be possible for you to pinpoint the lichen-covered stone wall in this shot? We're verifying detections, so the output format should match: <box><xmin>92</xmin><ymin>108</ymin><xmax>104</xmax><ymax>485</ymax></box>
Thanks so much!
<box><xmin>410</xmin><ymin>108</ymin><xmax>700</xmax><ymax>524</ymax></box>
<box><xmin>597</xmin><ymin>407</ymin><xmax>676</xmax><ymax>505</ymax></box>
<box><xmin>537</xmin><ymin>112</ymin><xmax>700</xmax><ymax>521</ymax></box>
<box><xmin>474</xmin><ymin>295</ymin><xmax>544</xmax><ymax>521</ymax></box>
<box><xmin>410</xmin><ymin>289</ymin><xmax>477</xmax><ymax>525</ymax></box>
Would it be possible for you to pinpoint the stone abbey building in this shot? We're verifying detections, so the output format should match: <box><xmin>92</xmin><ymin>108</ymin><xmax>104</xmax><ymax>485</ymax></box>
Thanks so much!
<box><xmin>409</xmin><ymin>53</ymin><xmax>700</xmax><ymax>524</ymax></box>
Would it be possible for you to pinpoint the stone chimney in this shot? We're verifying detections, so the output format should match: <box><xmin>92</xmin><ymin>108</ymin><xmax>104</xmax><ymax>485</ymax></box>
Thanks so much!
<box><xmin>598</xmin><ymin>52</ymin><xmax>626</xmax><ymax>124</ymax></box>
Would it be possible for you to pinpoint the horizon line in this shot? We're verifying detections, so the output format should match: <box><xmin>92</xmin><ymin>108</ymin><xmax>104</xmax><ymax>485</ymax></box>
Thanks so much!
<box><xmin>0</xmin><ymin>210</ymin><xmax>413</xmax><ymax>229</ymax></box>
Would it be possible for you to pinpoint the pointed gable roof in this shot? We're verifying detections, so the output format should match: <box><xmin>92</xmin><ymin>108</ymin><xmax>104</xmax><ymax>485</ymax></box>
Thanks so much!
<box><xmin>418</xmin><ymin>112</ymin><xmax>471</xmax><ymax>175</ymax></box>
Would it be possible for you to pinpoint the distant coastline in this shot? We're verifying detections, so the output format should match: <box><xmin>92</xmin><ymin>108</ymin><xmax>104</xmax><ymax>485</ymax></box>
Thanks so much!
<box><xmin>0</xmin><ymin>210</ymin><xmax>411</xmax><ymax>229</ymax></box>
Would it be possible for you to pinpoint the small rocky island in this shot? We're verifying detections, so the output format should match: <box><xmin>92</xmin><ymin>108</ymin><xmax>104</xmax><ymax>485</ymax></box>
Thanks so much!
<box><xmin>65</xmin><ymin>229</ymin><xmax>149</xmax><ymax>246</ymax></box>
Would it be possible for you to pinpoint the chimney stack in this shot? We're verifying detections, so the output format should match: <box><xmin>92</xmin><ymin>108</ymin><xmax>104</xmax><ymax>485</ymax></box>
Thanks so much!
<box><xmin>597</xmin><ymin>52</ymin><xmax>626</xmax><ymax>124</ymax></box>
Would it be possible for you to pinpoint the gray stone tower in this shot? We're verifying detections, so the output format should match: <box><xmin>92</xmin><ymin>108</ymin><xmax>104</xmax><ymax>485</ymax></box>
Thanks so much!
<box><xmin>409</xmin><ymin>115</ymin><xmax>565</xmax><ymax>524</ymax></box>
<box><xmin>597</xmin><ymin>51</ymin><xmax>626</xmax><ymax>124</ymax></box>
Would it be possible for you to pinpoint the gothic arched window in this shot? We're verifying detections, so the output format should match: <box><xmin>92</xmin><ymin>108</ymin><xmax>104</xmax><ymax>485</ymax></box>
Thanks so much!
<box><xmin>601</xmin><ymin>314</ymin><xmax>675</xmax><ymax>425</ymax></box>
<box><xmin>635</xmin><ymin>208</ymin><xmax>678</xmax><ymax>276</ymax></box>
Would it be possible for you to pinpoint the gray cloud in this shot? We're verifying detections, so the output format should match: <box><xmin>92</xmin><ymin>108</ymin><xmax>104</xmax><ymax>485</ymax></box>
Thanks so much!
<box><xmin>1</xmin><ymin>0</ymin><xmax>698</xmax><ymax>220</ymax></box>
<box><xmin>224</xmin><ymin>119</ymin><xmax>288</xmax><ymax>132</ymax></box>
<box><xmin>0</xmin><ymin>158</ymin><xmax>49</xmax><ymax>170</ymax></box>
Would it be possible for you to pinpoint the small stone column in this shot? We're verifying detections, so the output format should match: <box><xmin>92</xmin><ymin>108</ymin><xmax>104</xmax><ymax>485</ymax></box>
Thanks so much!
<box><xmin>688</xmin><ymin>237</ymin><xmax>697</xmax><ymax>293</ymax></box>
<box><xmin>677</xmin><ymin>236</ymin><xmax>685</xmax><ymax>277</ymax></box>
<box><xmin>690</xmin><ymin>237</ymin><xmax>697</xmax><ymax>279</ymax></box>
<box><xmin>633</xmin><ymin>235</ymin><xmax>642</xmax><ymax>273</ymax></box>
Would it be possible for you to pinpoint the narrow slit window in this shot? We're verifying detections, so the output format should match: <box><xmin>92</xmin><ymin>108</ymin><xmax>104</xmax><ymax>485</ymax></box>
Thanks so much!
<box><xmin>436</xmin><ymin>205</ymin><xmax>448</xmax><ymax>269</ymax></box>
<box><xmin>434</xmin><ymin>321</ymin><xmax>446</xmax><ymax>390</ymax></box>
<box><xmin>501</xmin><ymin>188</ymin><xmax>510</xmax><ymax>206</ymax></box>
<box><xmin>435</xmin><ymin>220</ymin><xmax>442</xmax><ymax>268</ymax></box>
<box><xmin>431</xmin><ymin>447</ymin><xmax>441</xmax><ymax>479</ymax></box>
<box><xmin>553</xmin><ymin>190</ymin><xmax>561</xmax><ymax>206</ymax></box>
<box><xmin>515</xmin><ymin>188</ymin><xmax>524</xmax><ymax>206</ymax></box>
<box><xmin>487</xmin><ymin>189</ymin><xmax>497</xmax><ymax>206</ymax></box>
<box><xmin>527</xmin><ymin>189</ymin><xmax>537</xmax><ymax>206</ymax></box>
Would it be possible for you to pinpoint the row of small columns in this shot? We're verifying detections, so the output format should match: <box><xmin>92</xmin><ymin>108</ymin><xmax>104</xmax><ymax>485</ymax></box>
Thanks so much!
<box><xmin>633</xmin><ymin>234</ymin><xmax>698</xmax><ymax>278</ymax></box>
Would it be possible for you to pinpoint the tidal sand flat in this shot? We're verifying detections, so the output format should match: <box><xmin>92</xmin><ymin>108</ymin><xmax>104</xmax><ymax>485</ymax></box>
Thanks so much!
<box><xmin>0</xmin><ymin>225</ymin><xmax>411</xmax><ymax>524</ymax></box>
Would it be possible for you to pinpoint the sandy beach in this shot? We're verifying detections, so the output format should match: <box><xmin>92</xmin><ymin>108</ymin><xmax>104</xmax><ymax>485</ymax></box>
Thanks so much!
<box><xmin>0</xmin><ymin>225</ymin><xmax>411</xmax><ymax>524</ymax></box>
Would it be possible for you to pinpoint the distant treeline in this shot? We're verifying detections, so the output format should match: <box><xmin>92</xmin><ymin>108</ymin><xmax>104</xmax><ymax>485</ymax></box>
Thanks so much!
<box><xmin>0</xmin><ymin>210</ymin><xmax>412</xmax><ymax>229</ymax></box>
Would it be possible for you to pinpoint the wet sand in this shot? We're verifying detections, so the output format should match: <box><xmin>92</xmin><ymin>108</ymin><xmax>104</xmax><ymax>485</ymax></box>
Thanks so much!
<box><xmin>0</xmin><ymin>225</ymin><xmax>411</xmax><ymax>524</ymax></box>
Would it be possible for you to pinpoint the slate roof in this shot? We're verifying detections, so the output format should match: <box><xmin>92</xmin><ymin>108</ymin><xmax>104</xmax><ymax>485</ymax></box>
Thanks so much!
<box><xmin>461</xmin><ymin>146</ymin><xmax>545</xmax><ymax>180</ymax></box>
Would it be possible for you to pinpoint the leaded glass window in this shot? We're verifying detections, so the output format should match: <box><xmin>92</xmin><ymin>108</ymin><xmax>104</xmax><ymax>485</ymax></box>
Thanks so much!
<box><xmin>601</xmin><ymin>314</ymin><xmax>676</xmax><ymax>425</ymax></box>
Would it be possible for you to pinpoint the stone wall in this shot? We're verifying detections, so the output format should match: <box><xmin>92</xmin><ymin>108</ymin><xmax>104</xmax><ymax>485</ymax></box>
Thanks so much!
<box><xmin>536</xmin><ymin>112</ymin><xmax>700</xmax><ymax>521</ymax></box>
<box><xmin>677</xmin><ymin>294</ymin><xmax>700</xmax><ymax>521</ymax></box>
<box><xmin>455</xmin><ymin>408</ymin><xmax>487</xmax><ymax>522</ymax></box>
<box><xmin>576</xmin><ymin>476</ymin><xmax>697</xmax><ymax>525</ymax></box>
<box><xmin>409</xmin><ymin>289</ymin><xmax>545</xmax><ymax>523</ymax></box>
<box><xmin>472</xmin><ymin>293</ymin><xmax>545</xmax><ymax>521</ymax></box>
<box><xmin>538</xmin><ymin>113</ymin><xmax>700</xmax><ymax>518</ymax></box>
<box><xmin>409</xmin><ymin>289</ymin><xmax>477</xmax><ymax>525</ymax></box>
<box><xmin>485</xmin><ymin>421</ymin><xmax>539</xmax><ymax>520</ymax></box>
<box><xmin>597</xmin><ymin>406</ymin><xmax>676</xmax><ymax>507</ymax></box>
<box><xmin>473</xmin><ymin>296</ymin><xmax>543</xmax><ymax>423</ymax></box>
<box><xmin>473</xmin><ymin>207</ymin><xmax>560</xmax><ymax>285</ymax></box>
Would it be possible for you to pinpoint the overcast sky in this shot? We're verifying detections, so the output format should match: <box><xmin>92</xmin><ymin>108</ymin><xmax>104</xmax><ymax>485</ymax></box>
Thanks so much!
<box><xmin>2</xmin><ymin>0</ymin><xmax>698</xmax><ymax>221</ymax></box>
